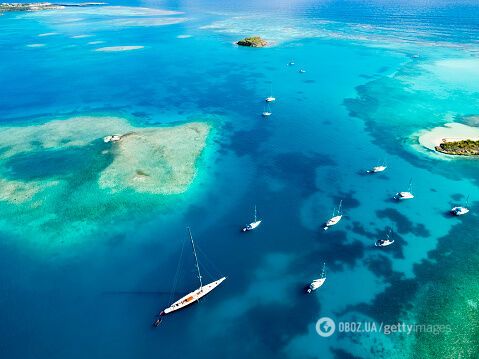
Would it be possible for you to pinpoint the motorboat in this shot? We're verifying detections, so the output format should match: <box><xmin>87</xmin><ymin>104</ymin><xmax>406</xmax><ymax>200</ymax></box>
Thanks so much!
<box><xmin>103</xmin><ymin>134</ymin><xmax>122</xmax><ymax>143</ymax></box>
<box><xmin>367</xmin><ymin>165</ymin><xmax>387</xmax><ymax>174</ymax></box>
<box><xmin>451</xmin><ymin>196</ymin><xmax>470</xmax><ymax>216</ymax></box>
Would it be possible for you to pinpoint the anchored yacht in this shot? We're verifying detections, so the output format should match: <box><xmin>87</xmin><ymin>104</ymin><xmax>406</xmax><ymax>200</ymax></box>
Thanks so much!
<box><xmin>306</xmin><ymin>263</ymin><xmax>326</xmax><ymax>293</ymax></box>
<box><xmin>375</xmin><ymin>228</ymin><xmax>395</xmax><ymax>247</ymax></box>
<box><xmin>394</xmin><ymin>179</ymin><xmax>414</xmax><ymax>200</ymax></box>
<box><xmin>451</xmin><ymin>196</ymin><xmax>470</xmax><ymax>216</ymax></box>
<box><xmin>243</xmin><ymin>205</ymin><xmax>262</xmax><ymax>232</ymax></box>
<box><xmin>323</xmin><ymin>200</ymin><xmax>343</xmax><ymax>231</ymax></box>
<box><xmin>154</xmin><ymin>228</ymin><xmax>226</xmax><ymax>326</ymax></box>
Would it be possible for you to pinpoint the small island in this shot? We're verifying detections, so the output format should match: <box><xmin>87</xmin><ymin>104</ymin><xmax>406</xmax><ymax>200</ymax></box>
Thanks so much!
<box><xmin>417</xmin><ymin>122</ymin><xmax>479</xmax><ymax>157</ymax></box>
<box><xmin>435</xmin><ymin>139</ymin><xmax>479</xmax><ymax>156</ymax></box>
<box><xmin>0</xmin><ymin>2</ymin><xmax>64</xmax><ymax>12</ymax></box>
<box><xmin>236</xmin><ymin>36</ymin><xmax>268</xmax><ymax>48</ymax></box>
<box><xmin>0</xmin><ymin>2</ymin><xmax>105</xmax><ymax>12</ymax></box>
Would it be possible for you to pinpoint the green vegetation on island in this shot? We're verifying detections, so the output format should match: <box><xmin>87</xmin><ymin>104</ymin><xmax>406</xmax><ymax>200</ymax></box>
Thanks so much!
<box><xmin>435</xmin><ymin>139</ymin><xmax>479</xmax><ymax>156</ymax></box>
<box><xmin>236</xmin><ymin>36</ymin><xmax>268</xmax><ymax>47</ymax></box>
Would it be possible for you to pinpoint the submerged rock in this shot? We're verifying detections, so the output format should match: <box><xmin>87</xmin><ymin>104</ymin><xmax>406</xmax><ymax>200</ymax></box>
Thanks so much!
<box><xmin>236</xmin><ymin>36</ymin><xmax>268</xmax><ymax>48</ymax></box>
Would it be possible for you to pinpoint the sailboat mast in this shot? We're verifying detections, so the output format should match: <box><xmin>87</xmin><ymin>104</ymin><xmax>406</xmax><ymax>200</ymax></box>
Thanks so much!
<box><xmin>187</xmin><ymin>227</ymin><xmax>203</xmax><ymax>290</ymax></box>
<box><xmin>254</xmin><ymin>205</ymin><xmax>257</xmax><ymax>222</ymax></box>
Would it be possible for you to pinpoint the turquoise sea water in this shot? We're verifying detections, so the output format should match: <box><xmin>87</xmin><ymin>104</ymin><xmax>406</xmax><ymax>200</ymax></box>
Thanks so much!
<box><xmin>1</xmin><ymin>1</ymin><xmax>479</xmax><ymax>358</ymax></box>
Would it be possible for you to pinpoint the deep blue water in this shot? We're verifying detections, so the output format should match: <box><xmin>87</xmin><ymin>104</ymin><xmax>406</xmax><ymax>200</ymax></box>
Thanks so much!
<box><xmin>1</xmin><ymin>1</ymin><xmax>479</xmax><ymax>358</ymax></box>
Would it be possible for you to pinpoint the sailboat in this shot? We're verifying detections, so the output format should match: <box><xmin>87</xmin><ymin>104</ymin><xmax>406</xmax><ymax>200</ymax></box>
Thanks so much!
<box><xmin>375</xmin><ymin>228</ymin><xmax>394</xmax><ymax>247</ymax></box>
<box><xmin>323</xmin><ymin>200</ymin><xmax>343</xmax><ymax>231</ymax></box>
<box><xmin>366</xmin><ymin>160</ymin><xmax>387</xmax><ymax>174</ymax></box>
<box><xmin>298</xmin><ymin>69</ymin><xmax>306</xmax><ymax>74</ymax></box>
<box><xmin>265</xmin><ymin>85</ymin><xmax>276</xmax><ymax>102</ymax></box>
<box><xmin>306</xmin><ymin>263</ymin><xmax>326</xmax><ymax>293</ymax></box>
<box><xmin>394</xmin><ymin>179</ymin><xmax>414</xmax><ymax>200</ymax></box>
<box><xmin>154</xmin><ymin>228</ymin><xmax>226</xmax><ymax>326</ymax></box>
<box><xmin>287</xmin><ymin>60</ymin><xmax>295</xmax><ymax>66</ymax></box>
<box><xmin>242</xmin><ymin>205</ymin><xmax>262</xmax><ymax>232</ymax></box>
<box><xmin>262</xmin><ymin>104</ymin><xmax>272</xmax><ymax>117</ymax></box>
<box><xmin>451</xmin><ymin>195</ymin><xmax>470</xmax><ymax>216</ymax></box>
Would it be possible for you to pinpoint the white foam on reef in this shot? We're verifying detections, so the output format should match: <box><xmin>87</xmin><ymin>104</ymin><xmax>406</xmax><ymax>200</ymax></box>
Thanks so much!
<box><xmin>59</xmin><ymin>6</ymin><xmax>182</xmax><ymax>17</ymax></box>
<box><xmin>21</xmin><ymin>5</ymin><xmax>186</xmax><ymax>30</ymax></box>
<box><xmin>177</xmin><ymin>34</ymin><xmax>192</xmax><ymax>39</ymax></box>
<box><xmin>87</xmin><ymin>40</ymin><xmax>104</xmax><ymax>45</ymax></box>
<box><xmin>94</xmin><ymin>46</ymin><xmax>144</xmax><ymax>52</ymax></box>
<box><xmin>200</xmin><ymin>14</ymin><xmax>479</xmax><ymax>52</ymax></box>
<box><xmin>97</xmin><ymin>17</ymin><xmax>186</xmax><ymax>28</ymax></box>
<box><xmin>26</xmin><ymin>43</ymin><xmax>45</xmax><ymax>48</ymax></box>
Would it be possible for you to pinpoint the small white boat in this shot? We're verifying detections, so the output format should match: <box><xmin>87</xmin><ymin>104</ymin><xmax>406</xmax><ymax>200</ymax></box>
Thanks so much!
<box><xmin>298</xmin><ymin>69</ymin><xmax>306</xmax><ymax>73</ymax></box>
<box><xmin>103</xmin><ymin>134</ymin><xmax>122</xmax><ymax>143</ymax></box>
<box><xmin>451</xmin><ymin>196</ymin><xmax>470</xmax><ymax>216</ymax></box>
<box><xmin>451</xmin><ymin>206</ymin><xmax>469</xmax><ymax>216</ymax></box>
<box><xmin>262</xmin><ymin>104</ymin><xmax>272</xmax><ymax>117</ymax></box>
<box><xmin>394</xmin><ymin>179</ymin><xmax>414</xmax><ymax>200</ymax></box>
<box><xmin>242</xmin><ymin>205</ymin><xmax>262</xmax><ymax>232</ymax></box>
<box><xmin>323</xmin><ymin>200</ymin><xmax>343</xmax><ymax>231</ymax></box>
<box><xmin>375</xmin><ymin>228</ymin><xmax>394</xmax><ymax>247</ymax></box>
<box><xmin>265</xmin><ymin>96</ymin><xmax>276</xmax><ymax>103</ymax></box>
<box><xmin>367</xmin><ymin>165</ymin><xmax>387</xmax><ymax>174</ymax></box>
<box><xmin>288</xmin><ymin>60</ymin><xmax>295</xmax><ymax>66</ymax></box>
<box><xmin>306</xmin><ymin>263</ymin><xmax>326</xmax><ymax>293</ymax></box>
<box><xmin>156</xmin><ymin>228</ymin><xmax>226</xmax><ymax>324</ymax></box>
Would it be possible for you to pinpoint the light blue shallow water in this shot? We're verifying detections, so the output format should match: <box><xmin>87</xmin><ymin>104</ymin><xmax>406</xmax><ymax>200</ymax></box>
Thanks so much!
<box><xmin>1</xmin><ymin>1</ymin><xmax>479</xmax><ymax>358</ymax></box>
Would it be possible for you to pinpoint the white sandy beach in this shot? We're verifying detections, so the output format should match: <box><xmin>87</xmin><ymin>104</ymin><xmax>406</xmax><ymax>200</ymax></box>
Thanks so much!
<box><xmin>418</xmin><ymin>122</ymin><xmax>479</xmax><ymax>151</ymax></box>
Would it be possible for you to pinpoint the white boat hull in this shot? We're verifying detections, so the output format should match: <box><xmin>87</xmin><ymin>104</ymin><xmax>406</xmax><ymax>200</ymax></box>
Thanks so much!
<box><xmin>375</xmin><ymin>239</ymin><xmax>394</xmax><ymax>247</ymax></box>
<box><xmin>368</xmin><ymin>165</ymin><xmax>386</xmax><ymax>173</ymax></box>
<box><xmin>103</xmin><ymin>134</ymin><xmax>122</xmax><ymax>143</ymax></box>
<box><xmin>324</xmin><ymin>215</ymin><xmax>342</xmax><ymax>230</ymax></box>
<box><xmin>161</xmin><ymin>277</ymin><xmax>226</xmax><ymax>315</ymax></box>
<box><xmin>451</xmin><ymin>207</ymin><xmax>469</xmax><ymax>216</ymax></box>
<box><xmin>394</xmin><ymin>192</ymin><xmax>414</xmax><ymax>200</ymax></box>
<box><xmin>243</xmin><ymin>220</ymin><xmax>261</xmax><ymax>232</ymax></box>
<box><xmin>307</xmin><ymin>277</ymin><xmax>326</xmax><ymax>293</ymax></box>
